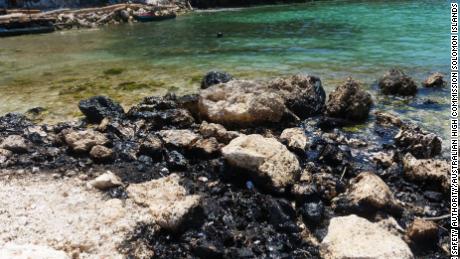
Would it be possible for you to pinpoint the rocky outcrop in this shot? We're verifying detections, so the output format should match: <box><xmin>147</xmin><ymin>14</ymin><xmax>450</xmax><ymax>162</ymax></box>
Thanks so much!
<box><xmin>423</xmin><ymin>72</ymin><xmax>445</xmax><ymax>88</ymax></box>
<box><xmin>78</xmin><ymin>96</ymin><xmax>125</xmax><ymax>123</ymax></box>
<box><xmin>221</xmin><ymin>134</ymin><xmax>300</xmax><ymax>192</ymax></box>
<box><xmin>63</xmin><ymin>129</ymin><xmax>109</xmax><ymax>153</ymax></box>
<box><xmin>127</xmin><ymin>174</ymin><xmax>202</xmax><ymax>231</ymax></box>
<box><xmin>268</xmin><ymin>74</ymin><xmax>325</xmax><ymax>118</ymax></box>
<box><xmin>0</xmin><ymin>244</ymin><xmax>69</xmax><ymax>259</ymax></box>
<box><xmin>378</xmin><ymin>69</ymin><xmax>417</xmax><ymax>96</ymax></box>
<box><xmin>198</xmin><ymin>80</ymin><xmax>287</xmax><ymax>126</ymax></box>
<box><xmin>326</xmin><ymin>78</ymin><xmax>373</xmax><ymax>121</ymax></box>
<box><xmin>320</xmin><ymin>215</ymin><xmax>414</xmax><ymax>259</ymax></box>
<box><xmin>279</xmin><ymin>127</ymin><xmax>307</xmax><ymax>153</ymax></box>
<box><xmin>395</xmin><ymin>126</ymin><xmax>442</xmax><ymax>158</ymax></box>
<box><xmin>333</xmin><ymin>172</ymin><xmax>401</xmax><ymax>215</ymax></box>
<box><xmin>403</xmin><ymin>153</ymin><xmax>450</xmax><ymax>192</ymax></box>
<box><xmin>201</xmin><ymin>71</ymin><xmax>233</xmax><ymax>89</ymax></box>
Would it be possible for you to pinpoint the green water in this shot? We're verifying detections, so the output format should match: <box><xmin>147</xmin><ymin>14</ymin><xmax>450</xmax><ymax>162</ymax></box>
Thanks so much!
<box><xmin>0</xmin><ymin>0</ymin><xmax>450</xmax><ymax>139</ymax></box>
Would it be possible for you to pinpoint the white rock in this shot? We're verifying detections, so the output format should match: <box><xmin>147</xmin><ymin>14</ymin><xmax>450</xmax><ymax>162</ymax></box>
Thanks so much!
<box><xmin>88</xmin><ymin>171</ymin><xmax>122</xmax><ymax>190</ymax></box>
<box><xmin>222</xmin><ymin>134</ymin><xmax>300</xmax><ymax>192</ymax></box>
<box><xmin>279</xmin><ymin>128</ymin><xmax>307</xmax><ymax>152</ymax></box>
<box><xmin>320</xmin><ymin>215</ymin><xmax>414</xmax><ymax>259</ymax></box>
<box><xmin>158</xmin><ymin>129</ymin><xmax>200</xmax><ymax>149</ymax></box>
<box><xmin>127</xmin><ymin>174</ymin><xmax>201</xmax><ymax>230</ymax></box>
<box><xmin>0</xmin><ymin>244</ymin><xmax>70</xmax><ymax>259</ymax></box>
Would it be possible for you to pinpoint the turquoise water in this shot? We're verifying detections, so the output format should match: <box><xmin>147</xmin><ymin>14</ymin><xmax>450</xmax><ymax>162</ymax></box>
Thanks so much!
<box><xmin>0</xmin><ymin>0</ymin><xmax>450</xmax><ymax>139</ymax></box>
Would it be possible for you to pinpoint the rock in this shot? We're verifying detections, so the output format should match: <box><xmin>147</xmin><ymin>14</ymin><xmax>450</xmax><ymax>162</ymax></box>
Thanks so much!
<box><xmin>89</xmin><ymin>145</ymin><xmax>114</xmax><ymax>162</ymax></box>
<box><xmin>333</xmin><ymin>172</ymin><xmax>401</xmax><ymax>215</ymax></box>
<box><xmin>201</xmin><ymin>71</ymin><xmax>233</xmax><ymax>89</ymax></box>
<box><xmin>78</xmin><ymin>96</ymin><xmax>124</xmax><ymax>123</ymax></box>
<box><xmin>402</xmin><ymin>153</ymin><xmax>450</xmax><ymax>192</ymax></box>
<box><xmin>395</xmin><ymin>126</ymin><xmax>442</xmax><ymax>158</ymax></box>
<box><xmin>320</xmin><ymin>215</ymin><xmax>414</xmax><ymax>259</ymax></box>
<box><xmin>279</xmin><ymin>127</ymin><xmax>307</xmax><ymax>153</ymax></box>
<box><xmin>268</xmin><ymin>74</ymin><xmax>326</xmax><ymax>118</ymax></box>
<box><xmin>378</xmin><ymin>69</ymin><xmax>417</xmax><ymax>96</ymax></box>
<box><xmin>159</xmin><ymin>129</ymin><xmax>200</xmax><ymax>149</ymax></box>
<box><xmin>166</xmin><ymin>150</ymin><xmax>188</xmax><ymax>170</ymax></box>
<box><xmin>127</xmin><ymin>174</ymin><xmax>202</xmax><ymax>231</ymax></box>
<box><xmin>139</xmin><ymin>134</ymin><xmax>163</xmax><ymax>159</ymax></box>
<box><xmin>198</xmin><ymin>80</ymin><xmax>287</xmax><ymax>126</ymax></box>
<box><xmin>63</xmin><ymin>129</ymin><xmax>109</xmax><ymax>153</ymax></box>
<box><xmin>423</xmin><ymin>72</ymin><xmax>445</xmax><ymax>88</ymax></box>
<box><xmin>0</xmin><ymin>135</ymin><xmax>28</xmax><ymax>153</ymax></box>
<box><xmin>300</xmin><ymin>201</ymin><xmax>324</xmax><ymax>225</ymax></box>
<box><xmin>191</xmin><ymin>137</ymin><xmax>221</xmax><ymax>156</ymax></box>
<box><xmin>406</xmin><ymin>218</ymin><xmax>438</xmax><ymax>245</ymax></box>
<box><xmin>0</xmin><ymin>148</ymin><xmax>12</xmax><ymax>163</ymax></box>
<box><xmin>88</xmin><ymin>171</ymin><xmax>122</xmax><ymax>190</ymax></box>
<box><xmin>375</xmin><ymin>111</ymin><xmax>403</xmax><ymax>127</ymax></box>
<box><xmin>371</xmin><ymin>150</ymin><xmax>396</xmax><ymax>168</ymax></box>
<box><xmin>0</xmin><ymin>244</ymin><xmax>70</xmax><ymax>259</ymax></box>
<box><xmin>221</xmin><ymin>134</ymin><xmax>300</xmax><ymax>192</ymax></box>
<box><xmin>326</xmin><ymin>78</ymin><xmax>373</xmax><ymax>121</ymax></box>
<box><xmin>199</xmin><ymin>121</ymin><xmax>240</xmax><ymax>144</ymax></box>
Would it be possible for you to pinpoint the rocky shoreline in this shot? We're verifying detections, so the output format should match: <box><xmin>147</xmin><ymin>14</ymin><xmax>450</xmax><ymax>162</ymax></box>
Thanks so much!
<box><xmin>0</xmin><ymin>70</ymin><xmax>450</xmax><ymax>258</ymax></box>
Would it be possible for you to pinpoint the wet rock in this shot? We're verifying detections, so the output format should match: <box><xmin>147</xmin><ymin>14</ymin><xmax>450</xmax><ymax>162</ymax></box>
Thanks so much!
<box><xmin>199</xmin><ymin>121</ymin><xmax>240</xmax><ymax>144</ymax></box>
<box><xmin>139</xmin><ymin>134</ymin><xmax>163</xmax><ymax>159</ymax></box>
<box><xmin>63</xmin><ymin>129</ymin><xmax>109</xmax><ymax>153</ymax></box>
<box><xmin>0</xmin><ymin>244</ymin><xmax>70</xmax><ymax>259</ymax></box>
<box><xmin>300</xmin><ymin>201</ymin><xmax>324</xmax><ymax>225</ymax></box>
<box><xmin>78</xmin><ymin>96</ymin><xmax>125</xmax><ymax>123</ymax></box>
<box><xmin>371</xmin><ymin>150</ymin><xmax>396</xmax><ymax>168</ymax></box>
<box><xmin>326</xmin><ymin>78</ymin><xmax>373</xmax><ymax>121</ymax></box>
<box><xmin>318</xmin><ymin>143</ymin><xmax>350</xmax><ymax>166</ymax></box>
<box><xmin>395</xmin><ymin>127</ymin><xmax>442</xmax><ymax>158</ymax></box>
<box><xmin>320</xmin><ymin>215</ymin><xmax>413</xmax><ymax>259</ymax></box>
<box><xmin>423</xmin><ymin>72</ymin><xmax>445</xmax><ymax>88</ymax></box>
<box><xmin>0</xmin><ymin>135</ymin><xmax>28</xmax><ymax>153</ymax></box>
<box><xmin>312</xmin><ymin>172</ymin><xmax>343</xmax><ymax>201</ymax></box>
<box><xmin>88</xmin><ymin>171</ymin><xmax>122</xmax><ymax>190</ymax></box>
<box><xmin>402</xmin><ymin>153</ymin><xmax>450</xmax><ymax>192</ymax></box>
<box><xmin>191</xmin><ymin>137</ymin><xmax>221</xmax><ymax>156</ymax></box>
<box><xmin>166</xmin><ymin>150</ymin><xmax>188</xmax><ymax>170</ymax></box>
<box><xmin>177</xmin><ymin>94</ymin><xmax>200</xmax><ymax>118</ymax></box>
<box><xmin>268</xmin><ymin>74</ymin><xmax>326</xmax><ymax>118</ymax></box>
<box><xmin>0</xmin><ymin>148</ymin><xmax>13</xmax><ymax>163</ymax></box>
<box><xmin>201</xmin><ymin>71</ymin><xmax>233</xmax><ymax>89</ymax></box>
<box><xmin>127</xmin><ymin>174</ymin><xmax>202</xmax><ymax>231</ymax></box>
<box><xmin>198</xmin><ymin>80</ymin><xmax>287</xmax><ymax>126</ymax></box>
<box><xmin>159</xmin><ymin>129</ymin><xmax>200</xmax><ymax>149</ymax></box>
<box><xmin>89</xmin><ymin>145</ymin><xmax>114</xmax><ymax>162</ymax></box>
<box><xmin>333</xmin><ymin>172</ymin><xmax>401</xmax><ymax>215</ymax></box>
<box><xmin>378</xmin><ymin>69</ymin><xmax>417</xmax><ymax>96</ymax></box>
<box><xmin>279</xmin><ymin>127</ymin><xmax>307</xmax><ymax>153</ymax></box>
<box><xmin>222</xmin><ymin>134</ymin><xmax>300</xmax><ymax>192</ymax></box>
<box><xmin>0</xmin><ymin>113</ymin><xmax>32</xmax><ymax>135</ymax></box>
<box><xmin>375</xmin><ymin>111</ymin><xmax>403</xmax><ymax>127</ymax></box>
<box><xmin>406</xmin><ymin>218</ymin><xmax>438</xmax><ymax>245</ymax></box>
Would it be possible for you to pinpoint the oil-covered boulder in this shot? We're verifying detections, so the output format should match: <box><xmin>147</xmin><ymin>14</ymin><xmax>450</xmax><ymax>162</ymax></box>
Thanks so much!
<box><xmin>201</xmin><ymin>71</ymin><xmax>233</xmax><ymax>89</ymax></box>
<box><xmin>423</xmin><ymin>72</ymin><xmax>445</xmax><ymax>88</ymax></box>
<box><xmin>378</xmin><ymin>69</ymin><xmax>417</xmax><ymax>96</ymax></box>
<box><xmin>395</xmin><ymin>126</ymin><xmax>442</xmax><ymax>158</ymax></box>
<box><xmin>78</xmin><ymin>96</ymin><xmax>125</xmax><ymax>123</ymax></box>
<box><xmin>326</xmin><ymin>78</ymin><xmax>373</xmax><ymax>121</ymax></box>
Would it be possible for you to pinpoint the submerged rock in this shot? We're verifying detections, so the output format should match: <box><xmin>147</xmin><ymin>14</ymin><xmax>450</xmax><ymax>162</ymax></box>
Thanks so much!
<box><xmin>402</xmin><ymin>153</ymin><xmax>450</xmax><ymax>192</ymax></box>
<box><xmin>320</xmin><ymin>215</ymin><xmax>414</xmax><ymax>259</ymax></box>
<box><xmin>326</xmin><ymin>78</ymin><xmax>373</xmax><ymax>121</ymax></box>
<box><xmin>63</xmin><ymin>129</ymin><xmax>109</xmax><ymax>153</ymax></box>
<box><xmin>198</xmin><ymin>80</ymin><xmax>287</xmax><ymax>126</ymax></box>
<box><xmin>378</xmin><ymin>69</ymin><xmax>417</xmax><ymax>96</ymax></box>
<box><xmin>395</xmin><ymin>126</ymin><xmax>442</xmax><ymax>158</ymax></box>
<box><xmin>279</xmin><ymin>127</ymin><xmax>308</xmax><ymax>153</ymax></box>
<box><xmin>423</xmin><ymin>72</ymin><xmax>446</xmax><ymax>88</ymax></box>
<box><xmin>127</xmin><ymin>174</ymin><xmax>202</xmax><ymax>231</ymax></box>
<box><xmin>333</xmin><ymin>172</ymin><xmax>401</xmax><ymax>215</ymax></box>
<box><xmin>0</xmin><ymin>135</ymin><xmax>28</xmax><ymax>153</ymax></box>
<box><xmin>221</xmin><ymin>134</ymin><xmax>300</xmax><ymax>192</ymax></box>
<box><xmin>268</xmin><ymin>74</ymin><xmax>326</xmax><ymax>118</ymax></box>
<box><xmin>0</xmin><ymin>244</ymin><xmax>69</xmax><ymax>259</ymax></box>
<box><xmin>78</xmin><ymin>96</ymin><xmax>125</xmax><ymax>123</ymax></box>
<box><xmin>201</xmin><ymin>71</ymin><xmax>233</xmax><ymax>89</ymax></box>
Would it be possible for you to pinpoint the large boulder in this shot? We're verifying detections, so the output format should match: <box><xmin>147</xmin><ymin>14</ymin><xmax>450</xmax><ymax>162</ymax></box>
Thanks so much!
<box><xmin>333</xmin><ymin>172</ymin><xmax>401</xmax><ymax>215</ymax></box>
<box><xmin>198</xmin><ymin>80</ymin><xmax>287</xmax><ymax>126</ymax></box>
<box><xmin>221</xmin><ymin>134</ymin><xmax>300</xmax><ymax>192</ymax></box>
<box><xmin>395</xmin><ymin>126</ymin><xmax>442</xmax><ymax>158</ymax></box>
<box><xmin>0</xmin><ymin>244</ymin><xmax>69</xmax><ymax>259</ymax></box>
<box><xmin>423</xmin><ymin>72</ymin><xmax>445</xmax><ymax>88</ymax></box>
<box><xmin>403</xmin><ymin>153</ymin><xmax>450</xmax><ymax>192</ymax></box>
<box><xmin>268</xmin><ymin>74</ymin><xmax>326</xmax><ymax>118</ymax></box>
<box><xmin>78</xmin><ymin>96</ymin><xmax>125</xmax><ymax>123</ymax></box>
<box><xmin>326</xmin><ymin>78</ymin><xmax>373</xmax><ymax>121</ymax></box>
<box><xmin>378</xmin><ymin>69</ymin><xmax>417</xmax><ymax>96</ymax></box>
<box><xmin>201</xmin><ymin>71</ymin><xmax>233</xmax><ymax>89</ymax></box>
<box><xmin>127</xmin><ymin>174</ymin><xmax>202</xmax><ymax>231</ymax></box>
<box><xmin>320</xmin><ymin>215</ymin><xmax>414</xmax><ymax>259</ymax></box>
